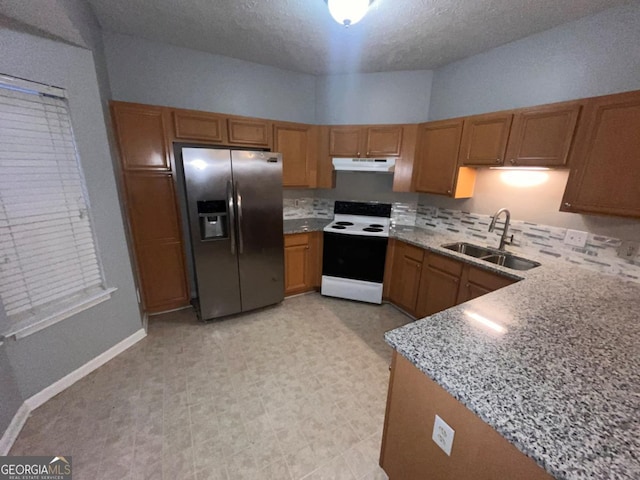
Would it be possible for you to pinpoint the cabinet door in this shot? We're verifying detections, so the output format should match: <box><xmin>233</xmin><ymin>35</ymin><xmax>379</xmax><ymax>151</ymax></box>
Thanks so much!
<box><xmin>416</xmin><ymin>254</ymin><xmax>462</xmax><ymax>318</ymax></box>
<box><xmin>274</xmin><ymin>123</ymin><xmax>316</xmax><ymax>188</ymax></box>
<box><xmin>111</xmin><ymin>103</ymin><xmax>171</xmax><ymax>171</ymax></box>
<box><xmin>173</xmin><ymin>110</ymin><xmax>226</xmax><ymax>142</ymax></box>
<box><xmin>562</xmin><ymin>90</ymin><xmax>640</xmax><ymax>218</ymax></box>
<box><xmin>366</xmin><ymin>126</ymin><xmax>403</xmax><ymax>156</ymax></box>
<box><xmin>505</xmin><ymin>102</ymin><xmax>581</xmax><ymax>167</ymax></box>
<box><xmin>227</xmin><ymin>118</ymin><xmax>271</xmax><ymax>147</ymax></box>
<box><xmin>389</xmin><ymin>242</ymin><xmax>424</xmax><ymax>315</ymax></box>
<box><xmin>458</xmin><ymin>112</ymin><xmax>513</xmax><ymax>166</ymax></box>
<box><xmin>458</xmin><ymin>266</ymin><xmax>517</xmax><ymax>304</ymax></box>
<box><xmin>329</xmin><ymin>126</ymin><xmax>363</xmax><ymax>157</ymax></box>
<box><xmin>284</xmin><ymin>234</ymin><xmax>311</xmax><ymax>295</ymax></box>
<box><xmin>123</xmin><ymin>173</ymin><xmax>190</xmax><ymax>312</ymax></box>
<box><xmin>414</xmin><ymin>119</ymin><xmax>464</xmax><ymax>195</ymax></box>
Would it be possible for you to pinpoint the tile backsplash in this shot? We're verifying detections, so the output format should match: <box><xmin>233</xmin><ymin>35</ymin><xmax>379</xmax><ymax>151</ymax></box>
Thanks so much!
<box><xmin>283</xmin><ymin>197</ymin><xmax>640</xmax><ymax>282</ymax></box>
<box><xmin>415</xmin><ymin>204</ymin><xmax>640</xmax><ymax>282</ymax></box>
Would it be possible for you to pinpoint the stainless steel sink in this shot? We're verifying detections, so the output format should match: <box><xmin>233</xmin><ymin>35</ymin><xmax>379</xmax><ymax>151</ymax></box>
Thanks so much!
<box><xmin>441</xmin><ymin>242</ymin><xmax>540</xmax><ymax>271</ymax></box>
<box><xmin>442</xmin><ymin>242</ymin><xmax>497</xmax><ymax>258</ymax></box>
<box><xmin>483</xmin><ymin>254</ymin><xmax>541</xmax><ymax>271</ymax></box>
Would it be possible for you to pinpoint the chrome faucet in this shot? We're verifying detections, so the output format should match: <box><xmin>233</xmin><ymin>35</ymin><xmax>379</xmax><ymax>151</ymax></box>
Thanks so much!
<box><xmin>488</xmin><ymin>208</ymin><xmax>513</xmax><ymax>251</ymax></box>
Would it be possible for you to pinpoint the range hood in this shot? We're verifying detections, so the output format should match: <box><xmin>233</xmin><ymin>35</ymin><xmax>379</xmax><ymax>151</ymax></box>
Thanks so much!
<box><xmin>332</xmin><ymin>157</ymin><xmax>396</xmax><ymax>173</ymax></box>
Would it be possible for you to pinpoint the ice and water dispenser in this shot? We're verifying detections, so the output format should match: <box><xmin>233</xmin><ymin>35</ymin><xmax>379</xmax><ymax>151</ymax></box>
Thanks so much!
<box><xmin>197</xmin><ymin>200</ymin><xmax>228</xmax><ymax>240</ymax></box>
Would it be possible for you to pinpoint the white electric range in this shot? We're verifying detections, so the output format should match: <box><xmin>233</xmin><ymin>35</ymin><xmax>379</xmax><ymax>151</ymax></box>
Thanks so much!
<box><xmin>321</xmin><ymin>201</ymin><xmax>392</xmax><ymax>304</ymax></box>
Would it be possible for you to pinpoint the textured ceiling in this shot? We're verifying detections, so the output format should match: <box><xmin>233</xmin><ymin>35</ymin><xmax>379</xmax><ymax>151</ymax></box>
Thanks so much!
<box><xmin>87</xmin><ymin>0</ymin><xmax>631</xmax><ymax>74</ymax></box>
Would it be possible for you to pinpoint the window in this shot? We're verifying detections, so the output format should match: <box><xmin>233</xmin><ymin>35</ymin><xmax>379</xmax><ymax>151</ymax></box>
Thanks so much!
<box><xmin>0</xmin><ymin>75</ymin><xmax>113</xmax><ymax>340</ymax></box>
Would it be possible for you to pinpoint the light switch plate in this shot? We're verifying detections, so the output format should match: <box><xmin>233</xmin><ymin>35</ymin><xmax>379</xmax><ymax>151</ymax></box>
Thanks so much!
<box><xmin>564</xmin><ymin>229</ymin><xmax>588</xmax><ymax>248</ymax></box>
<box><xmin>432</xmin><ymin>414</ymin><xmax>455</xmax><ymax>456</ymax></box>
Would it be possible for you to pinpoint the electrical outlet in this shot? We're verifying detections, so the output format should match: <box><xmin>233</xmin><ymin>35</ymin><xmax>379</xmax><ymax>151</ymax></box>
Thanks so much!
<box><xmin>432</xmin><ymin>415</ymin><xmax>455</xmax><ymax>456</ymax></box>
<box><xmin>564</xmin><ymin>229</ymin><xmax>588</xmax><ymax>248</ymax></box>
<box><xmin>617</xmin><ymin>241</ymin><xmax>640</xmax><ymax>259</ymax></box>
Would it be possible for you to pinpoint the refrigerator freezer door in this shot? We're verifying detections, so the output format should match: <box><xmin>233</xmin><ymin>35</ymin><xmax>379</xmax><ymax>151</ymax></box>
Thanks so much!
<box><xmin>231</xmin><ymin>150</ymin><xmax>285</xmax><ymax>311</ymax></box>
<box><xmin>181</xmin><ymin>147</ymin><xmax>242</xmax><ymax>319</ymax></box>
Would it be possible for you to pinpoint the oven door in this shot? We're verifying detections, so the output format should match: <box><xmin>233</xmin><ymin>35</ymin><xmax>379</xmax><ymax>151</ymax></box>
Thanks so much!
<box><xmin>322</xmin><ymin>232</ymin><xmax>388</xmax><ymax>283</ymax></box>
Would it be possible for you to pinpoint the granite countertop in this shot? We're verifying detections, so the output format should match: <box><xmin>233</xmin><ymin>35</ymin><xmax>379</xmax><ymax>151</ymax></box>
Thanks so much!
<box><xmin>283</xmin><ymin>217</ymin><xmax>331</xmax><ymax>234</ymax></box>
<box><xmin>383</xmin><ymin>226</ymin><xmax>640</xmax><ymax>480</ymax></box>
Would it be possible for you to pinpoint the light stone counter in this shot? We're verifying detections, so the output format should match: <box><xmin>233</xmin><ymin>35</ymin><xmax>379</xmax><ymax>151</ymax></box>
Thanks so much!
<box><xmin>384</xmin><ymin>226</ymin><xmax>640</xmax><ymax>480</ymax></box>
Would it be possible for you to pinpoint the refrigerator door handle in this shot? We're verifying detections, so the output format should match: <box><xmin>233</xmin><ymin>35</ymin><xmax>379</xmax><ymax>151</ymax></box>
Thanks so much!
<box><xmin>235</xmin><ymin>180</ymin><xmax>244</xmax><ymax>255</ymax></box>
<box><xmin>227</xmin><ymin>180</ymin><xmax>237</xmax><ymax>255</ymax></box>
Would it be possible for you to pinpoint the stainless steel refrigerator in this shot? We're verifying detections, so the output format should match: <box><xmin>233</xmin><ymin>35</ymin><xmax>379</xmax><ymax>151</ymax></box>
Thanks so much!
<box><xmin>178</xmin><ymin>146</ymin><xmax>284</xmax><ymax>320</ymax></box>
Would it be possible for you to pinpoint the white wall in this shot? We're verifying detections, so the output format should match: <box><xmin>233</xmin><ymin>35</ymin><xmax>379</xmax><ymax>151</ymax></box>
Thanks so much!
<box><xmin>429</xmin><ymin>2</ymin><xmax>640</xmax><ymax>120</ymax></box>
<box><xmin>0</xmin><ymin>28</ymin><xmax>142</xmax><ymax>399</ymax></box>
<box><xmin>103</xmin><ymin>32</ymin><xmax>317</xmax><ymax>124</ymax></box>
<box><xmin>315</xmin><ymin>70</ymin><xmax>432</xmax><ymax>125</ymax></box>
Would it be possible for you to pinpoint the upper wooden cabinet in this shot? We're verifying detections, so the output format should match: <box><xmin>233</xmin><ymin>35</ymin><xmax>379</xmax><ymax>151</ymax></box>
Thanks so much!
<box><xmin>274</xmin><ymin>122</ymin><xmax>318</xmax><ymax>188</ymax></box>
<box><xmin>329</xmin><ymin>126</ymin><xmax>362</xmax><ymax>157</ymax></box>
<box><xmin>413</xmin><ymin>119</ymin><xmax>476</xmax><ymax>198</ymax></box>
<box><xmin>561</xmin><ymin>90</ymin><xmax>640</xmax><ymax>218</ymax></box>
<box><xmin>505</xmin><ymin>101</ymin><xmax>582</xmax><ymax>167</ymax></box>
<box><xmin>367</xmin><ymin>126</ymin><xmax>403</xmax><ymax>156</ymax></box>
<box><xmin>173</xmin><ymin>110</ymin><xmax>226</xmax><ymax>143</ymax></box>
<box><xmin>458</xmin><ymin>112</ymin><xmax>513</xmax><ymax>166</ymax></box>
<box><xmin>329</xmin><ymin>125</ymin><xmax>403</xmax><ymax>157</ymax></box>
<box><xmin>227</xmin><ymin>118</ymin><xmax>271</xmax><ymax>147</ymax></box>
<box><xmin>111</xmin><ymin>103</ymin><xmax>171</xmax><ymax>171</ymax></box>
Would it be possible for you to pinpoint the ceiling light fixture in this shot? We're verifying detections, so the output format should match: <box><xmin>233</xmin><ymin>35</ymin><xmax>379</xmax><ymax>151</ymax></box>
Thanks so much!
<box><xmin>326</xmin><ymin>0</ymin><xmax>374</xmax><ymax>27</ymax></box>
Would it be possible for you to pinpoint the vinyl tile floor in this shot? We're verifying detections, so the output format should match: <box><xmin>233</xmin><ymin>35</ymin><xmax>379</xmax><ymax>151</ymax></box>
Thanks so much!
<box><xmin>10</xmin><ymin>293</ymin><xmax>411</xmax><ymax>479</ymax></box>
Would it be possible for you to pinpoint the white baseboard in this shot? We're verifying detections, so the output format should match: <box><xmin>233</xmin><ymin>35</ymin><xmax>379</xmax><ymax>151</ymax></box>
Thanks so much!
<box><xmin>25</xmin><ymin>328</ymin><xmax>146</xmax><ymax>411</ymax></box>
<box><xmin>0</xmin><ymin>403</ymin><xmax>30</xmax><ymax>455</ymax></box>
<box><xmin>0</xmin><ymin>328</ymin><xmax>147</xmax><ymax>455</ymax></box>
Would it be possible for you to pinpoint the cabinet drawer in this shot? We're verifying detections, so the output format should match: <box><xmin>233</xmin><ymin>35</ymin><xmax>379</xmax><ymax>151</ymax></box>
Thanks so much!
<box><xmin>403</xmin><ymin>243</ymin><xmax>425</xmax><ymax>262</ymax></box>
<box><xmin>427</xmin><ymin>253</ymin><xmax>463</xmax><ymax>276</ymax></box>
<box><xmin>284</xmin><ymin>233</ymin><xmax>310</xmax><ymax>248</ymax></box>
<box><xmin>467</xmin><ymin>266</ymin><xmax>516</xmax><ymax>290</ymax></box>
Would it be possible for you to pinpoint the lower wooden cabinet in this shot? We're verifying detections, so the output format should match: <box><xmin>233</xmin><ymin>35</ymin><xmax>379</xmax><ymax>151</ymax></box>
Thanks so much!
<box><xmin>380</xmin><ymin>352</ymin><xmax>553</xmax><ymax>480</ymax></box>
<box><xmin>284</xmin><ymin>232</ymin><xmax>322</xmax><ymax>296</ymax></box>
<box><xmin>415</xmin><ymin>254</ymin><xmax>463</xmax><ymax>318</ymax></box>
<box><xmin>388</xmin><ymin>242</ymin><xmax>425</xmax><ymax>315</ymax></box>
<box><xmin>386</xmin><ymin>241</ymin><xmax>517</xmax><ymax>318</ymax></box>
<box><xmin>457</xmin><ymin>265</ymin><xmax>517</xmax><ymax>304</ymax></box>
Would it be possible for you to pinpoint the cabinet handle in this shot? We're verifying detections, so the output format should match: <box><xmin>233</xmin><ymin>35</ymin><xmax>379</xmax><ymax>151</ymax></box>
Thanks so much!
<box><xmin>495</xmin><ymin>158</ymin><xmax>501</xmax><ymax>164</ymax></box>
<box><xmin>564</xmin><ymin>202</ymin><xmax>572</xmax><ymax>207</ymax></box>
<box><xmin>357</xmin><ymin>151</ymin><xmax>361</xmax><ymax>157</ymax></box>
<box><xmin>466</xmin><ymin>283</ymin><xmax>470</xmax><ymax>288</ymax></box>
<box><xmin>509</xmin><ymin>159</ymin><xmax>516</xmax><ymax>165</ymax></box>
<box><xmin>447</xmin><ymin>189</ymin><xmax>452</xmax><ymax>194</ymax></box>
<box><xmin>305</xmin><ymin>246</ymin><xmax>309</xmax><ymax>249</ymax></box>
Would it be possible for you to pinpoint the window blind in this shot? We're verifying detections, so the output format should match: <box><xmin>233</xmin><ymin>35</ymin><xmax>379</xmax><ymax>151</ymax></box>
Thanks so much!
<box><xmin>0</xmin><ymin>78</ymin><xmax>107</xmax><ymax>337</ymax></box>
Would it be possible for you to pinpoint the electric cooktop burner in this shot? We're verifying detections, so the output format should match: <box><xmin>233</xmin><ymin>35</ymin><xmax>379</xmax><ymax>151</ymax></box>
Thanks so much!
<box><xmin>369</xmin><ymin>224</ymin><xmax>384</xmax><ymax>228</ymax></box>
<box><xmin>335</xmin><ymin>221</ymin><xmax>354</xmax><ymax>226</ymax></box>
<box><xmin>331</xmin><ymin>225</ymin><xmax>346</xmax><ymax>229</ymax></box>
<box><xmin>363</xmin><ymin>227</ymin><xmax>383</xmax><ymax>232</ymax></box>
